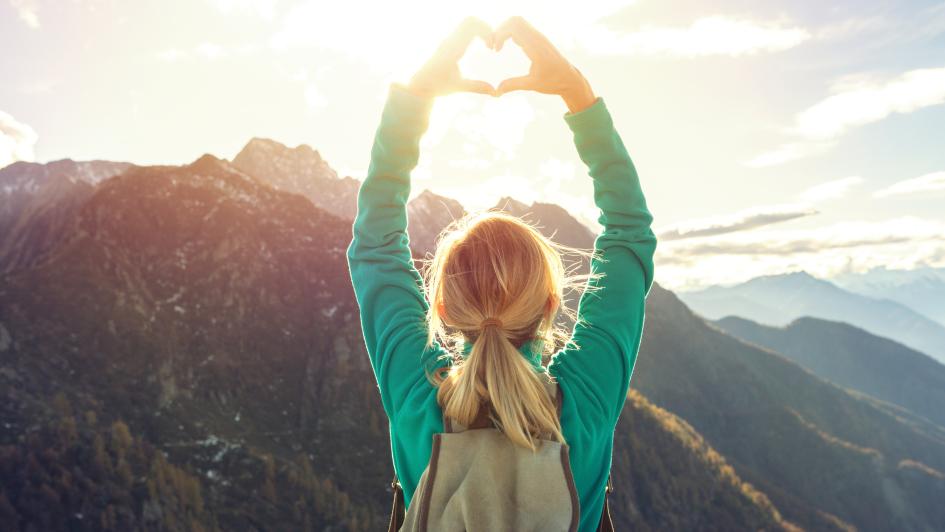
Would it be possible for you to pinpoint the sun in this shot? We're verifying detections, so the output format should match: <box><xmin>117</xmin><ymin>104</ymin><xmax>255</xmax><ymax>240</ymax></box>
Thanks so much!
<box><xmin>271</xmin><ymin>0</ymin><xmax>626</xmax><ymax>81</ymax></box>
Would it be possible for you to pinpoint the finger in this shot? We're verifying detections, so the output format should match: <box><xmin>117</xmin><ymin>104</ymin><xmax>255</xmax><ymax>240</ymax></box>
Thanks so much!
<box><xmin>494</xmin><ymin>16</ymin><xmax>546</xmax><ymax>58</ymax></box>
<box><xmin>495</xmin><ymin>75</ymin><xmax>537</xmax><ymax>96</ymax></box>
<box><xmin>493</xmin><ymin>17</ymin><xmax>521</xmax><ymax>52</ymax></box>
<box><xmin>441</xmin><ymin>16</ymin><xmax>493</xmax><ymax>60</ymax></box>
<box><xmin>455</xmin><ymin>79</ymin><xmax>497</xmax><ymax>96</ymax></box>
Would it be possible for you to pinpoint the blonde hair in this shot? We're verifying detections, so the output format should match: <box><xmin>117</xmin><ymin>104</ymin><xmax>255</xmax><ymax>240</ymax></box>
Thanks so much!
<box><xmin>422</xmin><ymin>210</ymin><xmax>597</xmax><ymax>451</ymax></box>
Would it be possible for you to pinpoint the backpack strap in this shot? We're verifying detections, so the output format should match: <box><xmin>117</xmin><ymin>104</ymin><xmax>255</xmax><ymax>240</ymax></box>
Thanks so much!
<box><xmin>388</xmin><ymin>474</ymin><xmax>405</xmax><ymax>532</ymax></box>
<box><xmin>549</xmin><ymin>374</ymin><xmax>615</xmax><ymax>531</ymax></box>
<box><xmin>598</xmin><ymin>471</ymin><xmax>615</xmax><ymax>531</ymax></box>
<box><xmin>542</xmin><ymin>373</ymin><xmax>562</xmax><ymax>419</ymax></box>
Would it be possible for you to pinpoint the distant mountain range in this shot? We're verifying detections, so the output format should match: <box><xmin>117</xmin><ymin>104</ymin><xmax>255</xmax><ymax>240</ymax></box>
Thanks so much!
<box><xmin>830</xmin><ymin>266</ymin><xmax>945</xmax><ymax>329</ymax></box>
<box><xmin>713</xmin><ymin>315</ymin><xmax>945</xmax><ymax>428</ymax></box>
<box><xmin>632</xmin><ymin>285</ymin><xmax>945</xmax><ymax>532</ymax></box>
<box><xmin>2</xmin><ymin>141</ymin><xmax>944</xmax><ymax>531</ymax></box>
<box><xmin>678</xmin><ymin>271</ymin><xmax>945</xmax><ymax>364</ymax></box>
<box><xmin>0</xmin><ymin>159</ymin><xmax>131</xmax><ymax>273</ymax></box>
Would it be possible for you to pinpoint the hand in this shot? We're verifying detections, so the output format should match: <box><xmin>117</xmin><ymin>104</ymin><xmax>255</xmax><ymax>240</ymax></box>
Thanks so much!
<box><xmin>494</xmin><ymin>17</ymin><xmax>597</xmax><ymax>113</ymax></box>
<box><xmin>407</xmin><ymin>17</ymin><xmax>496</xmax><ymax>99</ymax></box>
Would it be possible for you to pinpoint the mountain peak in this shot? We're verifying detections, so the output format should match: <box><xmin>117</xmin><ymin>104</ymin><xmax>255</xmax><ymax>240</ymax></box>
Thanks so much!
<box><xmin>784</xmin><ymin>270</ymin><xmax>816</xmax><ymax>279</ymax></box>
<box><xmin>236</xmin><ymin>137</ymin><xmax>323</xmax><ymax>164</ymax></box>
<box><xmin>189</xmin><ymin>153</ymin><xmax>228</xmax><ymax>173</ymax></box>
<box><xmin>230</xmin><ymin>137</ymin><xmax>355</xmax><ymax>220</ymax></box>
<box><xmin>749</xmin><ymin>270</ymin><xmax>824</xmax><ymax>287</ymax></box>
<box><xmin>412</xmin><ymin>188</ymin><xmax>461</xmax><ymax>207</ymax></box>
<box><xmin>493</xmin><ymin>196</ymin><xmax>531</xmax><ymax>213</ymax></box>
<box><xmin>233</xmin><ymin>137</ymin><xmax>331</xmax><ymax>175</ymax></box>
<box><xmin>415</xmin><ymin>188</ymin><xmax>440</xmax><ymax>200</ymax></box>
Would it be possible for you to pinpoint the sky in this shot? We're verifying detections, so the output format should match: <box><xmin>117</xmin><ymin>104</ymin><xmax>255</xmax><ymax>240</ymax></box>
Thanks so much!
<box><xmin>2</xmin><ymin>0</ymin><xmax>945</xmax><ymax>291</ymax></box>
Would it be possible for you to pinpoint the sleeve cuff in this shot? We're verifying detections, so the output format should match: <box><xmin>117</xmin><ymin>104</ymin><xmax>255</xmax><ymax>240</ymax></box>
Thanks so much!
<box><xmin>563</xmin><ymin>96</ymin><xmax>612</xmax><ymax>133</ymax></box>
<box><xmin>384</xmin><ymin>83</ymin><xmax>436</xmax><ymax>132</ymax></box>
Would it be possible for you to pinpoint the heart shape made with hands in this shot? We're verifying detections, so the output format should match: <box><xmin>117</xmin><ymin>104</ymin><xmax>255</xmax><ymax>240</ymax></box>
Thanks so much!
<box><xmin>458</xmin><ymin>36</ymin><xmax>531</xmax><ymax>92</ymax></box>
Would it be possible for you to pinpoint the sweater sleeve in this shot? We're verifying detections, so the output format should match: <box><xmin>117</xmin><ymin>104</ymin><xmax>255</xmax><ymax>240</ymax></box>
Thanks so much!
<box><xmin>346</xmin><ymin>83</ymin><xmax>447</xmax><ymax>419</ymax></box>
<box><xmin>548</xmin><ymin>97</ymin><xmax>657</xmax><ymax>431</ymax></box>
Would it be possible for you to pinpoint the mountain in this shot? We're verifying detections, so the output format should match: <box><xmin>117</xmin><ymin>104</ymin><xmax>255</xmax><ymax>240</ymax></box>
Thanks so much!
<box><xmin>231</xmin><ymin>137</ymin><xmax>361</xmax><ymax>221</ymax></box>
<box><xmin>713</xmin><ymin>316</ymin><xmax>945</xmax><ymax>427</ymax></box>
<box><xmin>611</xmin><ymin>391</ymin><xmax>792</xmax><ymax>530</ymax></box>
<box><xmin>0</xmin><ymin>154</ymin><xmax>791</xmax><ymax>531</ymax></box>
<box><xmin>633</xmin><ymin>285</ymin><xmax>945</xmax><ymax>532</ymax></box>
<box><xmin>406</xmin><ymin>188</ymin><xmax>466</xmax><ymax>255</ymax></box>
<box><xmin>677</xmin><ymin>271</ymin><xmax>945</xmax><ymax>364</ymax></box>
<box><xmin>0</xmin><ymin>159</ymin><xmax>131</xmax><ymax>273</ymax></box>
<box><xmin>711</xmin><ymin>315</ymin><xmax>945</xmax><ymax>428</ymax></box>
<box><xmin>831</xmin><ymin>266</ymin><xmax>945</xmax><ymax>328</ymax></box>
<box><xmin>0</xmin><ymin>153</ymin><xmax>381</xmax><ymax>529</ymax></box>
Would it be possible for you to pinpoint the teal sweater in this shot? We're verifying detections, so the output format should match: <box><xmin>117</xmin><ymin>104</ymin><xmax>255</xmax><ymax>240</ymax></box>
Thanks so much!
<box><xmin>346</xmin><ymin>84</ymin><xmax>657</xmax><ymax>532</ymax></box>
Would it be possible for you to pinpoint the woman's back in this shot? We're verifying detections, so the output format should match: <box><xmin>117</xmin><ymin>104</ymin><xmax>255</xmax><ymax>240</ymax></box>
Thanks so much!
<box><xmin>345</xmin><ymin>16</ymin><xmax>657</xmax><ymax>532</ymax></box>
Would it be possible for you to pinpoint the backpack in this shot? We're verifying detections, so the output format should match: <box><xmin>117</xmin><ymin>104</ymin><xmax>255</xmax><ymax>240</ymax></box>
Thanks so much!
<box><xmin>387</xmin><ymin>373</ymin><xmax>616</xmax><ymax>531</ymax></box>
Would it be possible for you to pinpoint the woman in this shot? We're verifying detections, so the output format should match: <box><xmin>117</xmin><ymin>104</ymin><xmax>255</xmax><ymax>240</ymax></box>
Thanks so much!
<box><xmin>346</xmin><ymin>16</ymin><xmax>657</xmax><ymax>532</ymax></box>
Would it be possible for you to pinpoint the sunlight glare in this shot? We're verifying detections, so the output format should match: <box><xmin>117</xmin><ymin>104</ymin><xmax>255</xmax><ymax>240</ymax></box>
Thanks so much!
<box><xmin>270</xmin><ymin>0</ymin><xmax>633</xmax><ymax>80</ymax></box>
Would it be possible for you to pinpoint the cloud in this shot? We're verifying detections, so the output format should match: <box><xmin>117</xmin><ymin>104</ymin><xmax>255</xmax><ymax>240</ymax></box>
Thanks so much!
<box><xmin>195</xmin><ymin>42</ymin><xmax>227</xmax><ymax>60</ymax></box>
<box><xmin>155</xmin><ymin>49</ymin><xmax>188</xmax><ymax>63</ymax></box>
<box><xmin>539</xmin><ymin>157</ymin><xmax>577</xmax><ymax>195</ymax></box>
<box><xmin>657</xmin><ymin>174</ymin><xmax>863</xmax><ymax>243</ymax></box>
<box><xmin>799</xmin><ymin>175</ymin><xmax>864</xmax><ymax>202</ymax></box>
<box><xmin>655</xmin><ymin>216</ymin><xmax>945</xmax><ymax>290</ymax></box>
<box><xmin>208</xmin><ymin>0</ymin><xmax>277</xmax><ymax>20</ymax></box>
<box><xmin>17</xmin><ymin>80</ymin><xmax>55</xmax><ymax>94</ymax></box>
<box><xmin>660</xmin><ymin>216</ymin><xmax>944</xmax><ymax>257</ymax></box>
<box><xmin>581</xmin><ymin>16</ymin><xmax>811</xmax><ymax>57</ymax></box>
<box><xmin>794</xmin><ymin>68</ymin><xmax>945</xmax><ymax>139</ymax></box>
<box><xmin>9</xmin><ymin>0</ymin><xmax>38</xmax><ymax>28</ymax></box>
<box><xmin>268</xmin><ymin>2</ymin><xmax>798</xmax><ymax>76</ymax></box>
<box><xmin>743</xmin><ymin>141</ymin><xmax>833</xmax><ymax>168</ymax></box>
<box><xmin>155</xmin><ymin>42</ymin><xmax>260</xmax><ymax>63</ymax></box>
<box><xmin>748</xmin><ymin>68</ymin><xmax>945</xmax><ymax>166</ymax></box>
<box><xmin>0</xmin><ymin>110</ymin><xmax>38</xmax><ymax>168</ymax></box>
<box><xmin>814</xmin><ymin>16</ymin><xmax>888</xmax><ymax>42</ymax></box>
<box><xmin>657</xmin><ymin>203</ymin><xmax>818</xmax><ymax>241</ymax></box>
<box><xmin>303</xmin><ymin>84</ymin><xmax>327</xmax><ymax>112</ymax></box>
<box><xmin>874</xmin><ymin>171</ymin><xmax>945</xmax><ymax>198</ymax></box>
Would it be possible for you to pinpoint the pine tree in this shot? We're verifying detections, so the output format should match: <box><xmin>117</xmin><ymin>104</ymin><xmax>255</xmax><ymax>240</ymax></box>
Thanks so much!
<box><xmin>262</xmin><ymin>454</ymin><xmax>277</xmax><ymax>503</ymax></box>
<box><xmin>110</xmin><ymin>421</ymin><xmax>133</xmax><ymax>459</ymax></box>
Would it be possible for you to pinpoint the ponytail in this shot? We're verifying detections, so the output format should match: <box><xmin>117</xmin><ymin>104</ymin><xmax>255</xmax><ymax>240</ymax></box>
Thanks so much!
<box><xmin>435</xmin><ymin>322</ymin><xmax>565</xmax><ymax>451</ymax></box>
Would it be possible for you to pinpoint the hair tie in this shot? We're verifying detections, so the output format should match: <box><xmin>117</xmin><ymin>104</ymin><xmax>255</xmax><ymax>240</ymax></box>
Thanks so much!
<box><xmin>480</xmin><ymin>317</ymin><xmax>503</xmax><ymax>329</ymax></box>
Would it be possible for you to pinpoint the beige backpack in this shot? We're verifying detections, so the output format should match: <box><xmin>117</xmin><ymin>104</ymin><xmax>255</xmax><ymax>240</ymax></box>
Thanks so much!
<box><xmin>387</xmin><ymin>374</ymin><xmax>615</xmax><ymax>531</ymax></box>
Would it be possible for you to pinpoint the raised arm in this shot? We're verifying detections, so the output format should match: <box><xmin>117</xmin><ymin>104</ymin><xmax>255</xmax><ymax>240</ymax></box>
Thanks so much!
<box><xmin>346</xmin><ymin>85</ymin><xmax>438</xmax><ymax>419</ymax></box>
<box><xmin>346</xmin><ymin>18</ymin><xmax>495</xmax><ymax>418</ymax></box>
<box><xmin>549</xmin><ymin>98</ymin><xmax>657</xmax><ymax>430</ymax></box>
<box><xmin>492</xmin><ymin>16</ymin><xmax>657</xmax><ymax>430</ymax></box>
